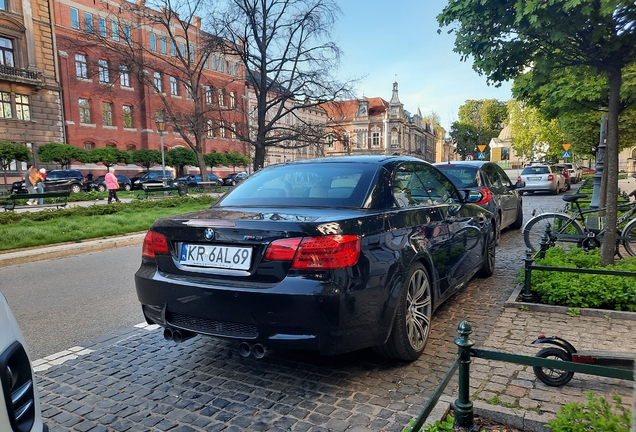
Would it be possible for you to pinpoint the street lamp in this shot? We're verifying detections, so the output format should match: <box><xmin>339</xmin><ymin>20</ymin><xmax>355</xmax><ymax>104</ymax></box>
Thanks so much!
<box><xmin>155</xmin><ymin>110</ymin><xmax>167</xmax><ymax>186</ymax></box>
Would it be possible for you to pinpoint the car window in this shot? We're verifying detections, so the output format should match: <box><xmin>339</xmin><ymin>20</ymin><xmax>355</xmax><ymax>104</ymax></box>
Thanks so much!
<box><xmin>437</xmin><ymin>166</ymin><xmax>479</xmax><ymax>187</ymax></box>
<box><xmin>521</xmin><ymin>166</ymin><xmax>549</xmax><ymax>175</ymax></box>
<box><xmin>219</xmin><ymin>163</ymin><xmax>376</xmax><ymax>208</ymax></box>
<box><xmin>393</xmin><ymin>163</ymin><xmax>458</xmax><ymax>208</ymax></box>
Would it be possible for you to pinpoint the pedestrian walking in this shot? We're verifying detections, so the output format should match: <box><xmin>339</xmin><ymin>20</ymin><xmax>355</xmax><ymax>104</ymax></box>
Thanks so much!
<box><xmin>36</xmin><ymin>168</ymin><xmax>46</xmax><ymax>205</ymax></box>
<box><xmin>24</xmin><ymin>165</ymin><xmax>38</xmax><ymax>205</ymax></box>
<box><xmin>105</xmin><ymin>169</ymin><xmax>121</xmax><ymax>204</ymax></box>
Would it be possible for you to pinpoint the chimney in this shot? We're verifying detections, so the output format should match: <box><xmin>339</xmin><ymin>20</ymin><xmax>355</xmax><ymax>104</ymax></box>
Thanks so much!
<box><xmin>137</xmin><ymin>0</ymin><xmax>145</xmax><ymax>7</ymax></box>
<box><xmin>193</xmin><ymin>16</ymin><xmax>201</xmax><ymax>28</ymax></box>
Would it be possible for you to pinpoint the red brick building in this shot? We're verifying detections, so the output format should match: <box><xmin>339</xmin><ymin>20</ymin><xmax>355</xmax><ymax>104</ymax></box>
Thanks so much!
<box><xmin>53</xmin><ymin>0</ymin><xmax>247</xmax><ymax>176</ymax></box>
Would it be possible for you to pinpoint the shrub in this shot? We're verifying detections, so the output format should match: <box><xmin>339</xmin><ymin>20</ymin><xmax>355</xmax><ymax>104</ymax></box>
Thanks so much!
<box><xmin>547</xmin><ymin>392</ymin><xmax>630</xmax><ymax>431</ymax></box>
<box><xmin>531</xmin><ymin>248</ymin><xmax>636</xmax><ymax>311</ymax></box>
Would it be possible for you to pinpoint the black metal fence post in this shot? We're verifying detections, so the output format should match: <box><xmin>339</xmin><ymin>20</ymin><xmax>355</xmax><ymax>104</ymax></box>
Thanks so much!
<box><xmin>453</xmin><ymin>321</ymin><xmax>475</xmax><ymax>428</ymax></box>
<box><xmin>523</xmin><ymin>249</ymin><xmax>534</xmax><ymax>302</ymax></box>
<box><xmin>538</xmin><ymin>222</ymin><xmax>552</xmax><ymax>259</ymax></box>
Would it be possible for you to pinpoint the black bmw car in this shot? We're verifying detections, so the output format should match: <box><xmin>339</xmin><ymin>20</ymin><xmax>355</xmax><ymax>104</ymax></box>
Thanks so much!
<box><xmin>135</xmin><ymin>156</ymin><xmax>495</xmax><ymax>361</ymax></box>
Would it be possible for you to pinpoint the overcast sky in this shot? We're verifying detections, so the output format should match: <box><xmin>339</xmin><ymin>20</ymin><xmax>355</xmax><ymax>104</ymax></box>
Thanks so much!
<box><xmin>332</xmin><ymin>0</ymin><xmax>512</xmax><ymax>131</ymax></box>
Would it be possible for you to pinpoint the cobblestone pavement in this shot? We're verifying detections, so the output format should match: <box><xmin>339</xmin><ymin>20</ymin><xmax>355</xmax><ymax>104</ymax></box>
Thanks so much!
<box><xmin>33</xmin><ymin>192</ymin><xmax>635</xmax><ymax>432</ymax></box>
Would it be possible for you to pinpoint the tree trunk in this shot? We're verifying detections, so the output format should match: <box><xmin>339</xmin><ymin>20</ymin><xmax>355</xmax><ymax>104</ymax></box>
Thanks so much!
<box><xmin>600</xmin><ymin>67</ymin><xmax>621</xmax><ymax>266</ymax></box>
<box><xmin>197</xmin><ymin>150</ymin><xmax>209</xmax><ymax>190</ymax></box>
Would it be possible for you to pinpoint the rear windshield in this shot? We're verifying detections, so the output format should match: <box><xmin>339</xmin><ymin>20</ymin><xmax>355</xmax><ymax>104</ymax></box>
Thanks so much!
<box><xmin>522</xmin><ymin>166</ymin><xmax>549</xmax><ymax>175</ymax></box>
<box><xmin>218</xmin><ymin>163</ymin><xmax>378</xmax><ymax>208</ymax></box>
<box><xmin>437</xmin><ymin>167</ymin><xmax>478</xmax><ymax>187</ymax></box>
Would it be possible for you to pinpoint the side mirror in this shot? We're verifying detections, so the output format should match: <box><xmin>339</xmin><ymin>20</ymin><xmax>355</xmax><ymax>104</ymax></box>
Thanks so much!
<box><xmin>515</xmin><ymin>181</ymin><xmax>526</xmax><ymax>189</ymax></box>
<box><xmin>463</xmin><ymin>189</ymin><xmax>483</xmax><ymax>203</ymax></box>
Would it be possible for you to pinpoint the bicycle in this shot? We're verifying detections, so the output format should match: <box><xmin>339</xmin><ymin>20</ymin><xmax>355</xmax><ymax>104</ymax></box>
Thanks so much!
<box><xmin>522</xmin><ymin>191</ymin><xmax>636</xmax><ymax>257</ymax></box>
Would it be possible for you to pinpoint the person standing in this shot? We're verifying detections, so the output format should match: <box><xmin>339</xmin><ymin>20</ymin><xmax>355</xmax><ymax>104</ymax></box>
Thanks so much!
<box><xmin>105</xmin><ymin>169</ymin><xmax>121</xmax><ymax>204</ymax></box>
<box><xmin>36</xmin><ymin>168</ymin><xmax>46</xmax><ymax>205</ymax></box>
<box><xmin>24</xmin><ymin>165</ymin><xmax>38</xmax><ymax>205</ymax></box>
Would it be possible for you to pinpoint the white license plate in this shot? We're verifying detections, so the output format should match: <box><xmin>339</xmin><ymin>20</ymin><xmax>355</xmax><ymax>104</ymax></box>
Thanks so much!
<box><xmin>527</xmin><ymin>176</ymin><xmax>541</xmax><ymax>181</ymax></box>
<box><xmin>180</xmin><ymin>244</ymin><xmax>252</xmax><ymax>270</ymax></box>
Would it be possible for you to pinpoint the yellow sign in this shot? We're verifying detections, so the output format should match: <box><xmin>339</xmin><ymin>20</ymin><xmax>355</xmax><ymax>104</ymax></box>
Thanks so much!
<box><xmin>492</xmin><ymin>147</ymin><xmax>502</xmax><ymax>161</ymax></box>
<box><xmin>562</xmin><ymin>143</ymin><xmax>571</xmax><ymax>151</ymax></box>
<box><xmin>477</xmin><ymin>145</ymin><xmax>487</xmax><ymax>152</ymax></box>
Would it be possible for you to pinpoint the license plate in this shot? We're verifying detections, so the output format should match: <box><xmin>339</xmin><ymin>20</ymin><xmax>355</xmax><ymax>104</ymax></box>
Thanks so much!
<box><xmin>180</xmin><ymin>244</ymin><xmax>252</xmax><ymax>270</ymax></box>
<box><xmin>527</xmin><ymin>176</ymin><xmax>541</xmax><ymax>181</ymax></box>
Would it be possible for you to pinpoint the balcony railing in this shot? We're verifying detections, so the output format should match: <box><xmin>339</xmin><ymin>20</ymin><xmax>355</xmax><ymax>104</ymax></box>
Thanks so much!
<box><xmin>0</xmin><ymin>65</ymin><xmax>42</xmax><ymax>82</ymax></box>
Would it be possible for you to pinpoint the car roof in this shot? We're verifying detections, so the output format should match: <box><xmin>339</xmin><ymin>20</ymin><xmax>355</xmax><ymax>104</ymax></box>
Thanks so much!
<box><xmin>433</xmin><ymin>161</ymin><xmax>489</xmax><ymax>168</ymax></box>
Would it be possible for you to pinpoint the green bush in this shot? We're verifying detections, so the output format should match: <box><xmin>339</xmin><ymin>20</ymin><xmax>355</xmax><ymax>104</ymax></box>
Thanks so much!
<box><xmin>548</xmin><ymin>392</ymin><xmax>630</xmax><ymax>431</ymax></box>
<box><xmin>530</xmin><ymin>248</ymin><xmax>636</xmax><ymax>311</ymax></box>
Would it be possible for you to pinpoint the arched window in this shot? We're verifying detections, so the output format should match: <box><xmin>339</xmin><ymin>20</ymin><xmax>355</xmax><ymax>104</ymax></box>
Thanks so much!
<box><xmin>229</xmin><ymin>92</ymin><xmax>235</xmax><ymax>108</ymax></box>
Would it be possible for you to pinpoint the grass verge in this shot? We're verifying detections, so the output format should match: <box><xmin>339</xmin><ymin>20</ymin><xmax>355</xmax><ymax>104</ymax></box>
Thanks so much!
<box><xmin>0</xmin><ymin>196</ymin><xmax>216</xmax><ymax>251</ymax></box>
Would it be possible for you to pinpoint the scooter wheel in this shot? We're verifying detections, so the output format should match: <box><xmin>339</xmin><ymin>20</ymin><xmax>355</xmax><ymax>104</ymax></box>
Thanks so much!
<box><xmin>533</xmin><ymin>347</ymin><xmax>574</xmax><ymax>387</ymax></box>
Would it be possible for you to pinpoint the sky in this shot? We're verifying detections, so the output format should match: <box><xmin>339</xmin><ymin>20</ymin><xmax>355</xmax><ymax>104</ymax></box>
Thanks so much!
<box><xmin>331</xmin><ymin>0</ymin><xmax>512</xmax><ymax>132</ymax></box>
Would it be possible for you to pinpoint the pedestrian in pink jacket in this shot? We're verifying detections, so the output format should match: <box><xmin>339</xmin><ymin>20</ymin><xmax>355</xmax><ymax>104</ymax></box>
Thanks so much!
<box><xmin>105</xmin><ymin>169</ymin><xmax>121</xmax><ymax>204</ymax></box>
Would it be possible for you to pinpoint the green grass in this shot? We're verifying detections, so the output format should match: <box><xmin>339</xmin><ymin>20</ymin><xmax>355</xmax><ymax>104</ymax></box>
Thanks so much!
<box><xmin>0</xmin><ymin>196</ymin><xmax>216</xmax><ymax>251</ymax></box>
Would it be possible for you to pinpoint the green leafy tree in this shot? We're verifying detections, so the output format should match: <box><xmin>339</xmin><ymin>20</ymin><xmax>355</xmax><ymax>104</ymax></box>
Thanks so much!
<box><xmin>204</xmin><ymin>152</ymin><xmax>229</xmax><ymax>168</ymax></box>
<box><xmin>449</xmin><ymin>121</ymin><xmax>478</xmax><ymax>160</ymax></box>
<box><xmin>438</xmin><ymin>1</ymin><xmax>636</xmax><ymax>265</ymax></box>
<box><xmin>131</xmin><ymin>149</ymin><xmax>163</xmax><ymax>171</ymax></box>
<box><xmin>224</xmin><ymin>152</ymin><xmax>249</xmax><ymax>170</ymax></box>
<box><xmin>508</xmin><ymin>100</ymin><xmax>566</xmax><ymax>162</ymax></box>
<box><xmin>167</xmin><ymin>147</ymin><xmax>197</xmax><ymax>177</ymax></box>
<box><xmin>451</xmin><ymin>99</ymin><xmax>507</xmax><ymax>160</ymax></box>
<box><xmin>87</xmin><ymin>147</ymin><xmax>132</xmax><ymax>171</ymax></box>
<box><xmin>0</xmin><ymin>141</ymin><xmax>32</xmax><ymax>186</ymax></box>
<box><xmin>37</xmin><ymin>142</ymin><xmax>87</xmax><ymax>169</ymax></box>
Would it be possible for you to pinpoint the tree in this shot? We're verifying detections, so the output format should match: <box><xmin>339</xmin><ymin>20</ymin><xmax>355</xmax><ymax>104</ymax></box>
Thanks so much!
<box><xmin>214</xmin><ymin>0</ymin><xmax>356</xmax><ymax>170</ymax></box>
<box><xmin>204</xmin><ymin>152</ymin><xmax>228</xmax><ymax>168</ymax></box>
<box><xmin>167</xmin><ymin>147</ymin><xmax>197</xmax><ymax>177</ymax></box>
<box><xmin>37</xmin><ymin>143</ymin><xmax>87</xmax><ymax>169</ymax></box>
<box><xmin>438</xmin><ymin>1</ymin><xmax>636</xmax><ymax>265</ymax></box>
<box><xmin>449</xmin><ymin>122</ymin><xmax>478</xmax><ymax>160</ymax></box>
<box><xmin>508</xmin><ymin>100</ymin><xmax>566</xmax><ymax>162</ymax></box>
<box><xmin>87</xmin><ymin>147</ymin><xmax>132</xmax><ymax>171</ymax></box>
<box><xmin>132</xmin><ymin>149</ymin><xmax>163</xmax><ymax>171</ymax></box>
<box><xmin>225</xmin><ymin>152</ymin><xmax>249</xmax><ymax>170</ymax></box>
<box><xmin>0</xmin><ymin>141</ymin><xmax>32</xmax><ymax>186</ymax></box>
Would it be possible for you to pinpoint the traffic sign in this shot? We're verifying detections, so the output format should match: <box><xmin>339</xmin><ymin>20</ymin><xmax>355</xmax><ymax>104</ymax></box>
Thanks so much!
<box><xmin>478</xmin><ymin>152</ymin><xmax>486</xmax><ymax>160</ymax></box>
<box><xmin>477</xmin><ymin>145</ymin><xmax>487</xmax><ymax>152</ymax></box>
<box><xmin>465</xmin><ymin>154</ymin><xmax>474</xmax><ymax>160</ymax></box>
<box><xmin>562</xmin><ymin>143</ymin><xmax>571</xmax><ymax>151</ymax></box>
<box><xmin>562</xmin><ymin>150</ymin><xmax>571</xmax><ymax>158</ymax></box>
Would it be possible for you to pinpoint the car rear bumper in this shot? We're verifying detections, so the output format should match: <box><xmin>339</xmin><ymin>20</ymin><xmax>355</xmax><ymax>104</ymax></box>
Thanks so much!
<box><xmin>134</xmin><ymin>264</ymin><xmax>394</xmax><ymax>355</ymax></box>
<box><xmin>520</xmin><ymin>181</ymin><xmax>558</xmax><ymax>192</ymax></box>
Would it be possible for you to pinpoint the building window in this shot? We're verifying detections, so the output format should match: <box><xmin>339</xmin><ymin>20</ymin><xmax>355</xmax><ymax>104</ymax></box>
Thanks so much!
<box><xmin>15</xmin><ymin>94</ymin><xmax>30</xmax><ymax>121</ymax></box>
<box><xmin>0</xmin><ymin>92</ymin><xmax>11</xmax><ymax>118</ymax></box>
<box><xmin>226</xmin><ymin>60</ymin><xmax>230</xmax><ymax>74</ymax></box>
<box><xmin>70</xmin><ymin>8</ymin><xmax>80</xmax><ymax>29</ymax></box>
<box><xmin>0</xmin><ymin>0</ymin><xmax>5</xmax><ymax>11</ymax></box>
<box><xmin>185</xmin><ymin>83</ymin><xmax>194</xmax><ymax>99</ymax></box>
<box><xmin>326</xmin><ymin>134</ymin><xmax>334</xmax><ymax>148</ymax></box>
<box><xmin>229</xmin><ymin>92</ymin><xmax>235</xmax><ymax>109</ymax></box>
<box><xmin>179</xmin><ymin>42</ymin><xmax>185</xmax><ymax>57</ymax></box>
<box><xmin>160</xmin><ymin>38</ymin><xmax>166</xmax><ymax>54</ymax></box>
<box><xmin>391</xmin><ymin>129</ymin><xmax>398</xmax><ymax>147</ymax></box>
<box><xmin>79</xmin><ymin>98</ymin><xmax>91</xmax><ymax>124</ymax></box>
<box><xmin>119</xmin><ymin>65</ymin><xmax>130</xmax><ymax>87</ymax></box>
<box><xmin>205</xmin><ymin>87</ymin><xmax>213</xmax><ymax>104</ymax></box>
<box><xmin>150</xmin><ymin>33</ymin><xmax>156</xmax><ymax>51</ymax></box>
<box><xmin>169</xmin><ymin>76</ymin><xmax>178</xmax><ymax>95</ymax></box>
<box><xmin>372</xmin><ymin>131</ymin><xmax>380</xmax><ymax>147</ymax></box>
<box><xmin>189</xmin><ymin>45</ymin><xmax>194</xmax><ymax>62</ymax></box>
<box><xmin>170</xmin><ymin>41</ymin><xmax>176</xmax><ymax>57</ymax></box>
<box><xmin>75</xmin><ymin>54</ymin><xmax>87</xmax><ymax>78</ymax></box>
<box><xmin>102</xmin><ymin>102</ymin><xmax>113</xmax><ymax>126</ymax></box>
<box><xmin>111</xmin><ymin>21</ymin><xmax>119</xmax><ymax>41</ymax></box>
<box><xmin>126</xmin><ymin>144</ymin><xmax>136</xmax><ymax>151</ymax></box>
<box><xmin>342</xmin><ymin>131</ymin><xmax>349</xmax><ymax>150</ymax></box>
<box><xmin>153</xmin><ymin>71</ymin><xmax>162</xmax><ymax>92</ymax></box>
<box><xmin>210</xmin><ymin>54</ymin><xmax>216</xmax><ymax>70</ymax></box>
<box><xmin>84</xmin><ymin>12</ymin><xmax>93</xmax><ymax>32</ymax></box>
<box><xmin>220</xmin><ymin>121</ymin><xmax>226</xmax><ymax>139</ymax></box>
<box><xmin>233</xmin><ymin>63</ymin><xmax>238</xmax><ymax>76</ymax></box>
<box><xmin>84</xmin><ymin>142</ymin><xmax>94</xmax><ymax>151</ymax></box>
<box><xmin>98</xmin><ymin>59</ymin><xmax>109</xmax><ymax>83</ymax></box>
<box><xmin>218</xmin><ymin>89</ymin><xmax>224</xmax><ymax>106</ymax></box>
<box><xmin>219</xmin><ymin>57</ymin><xmax>224</xmax><ymax>73</ymax></box>
<box><xmin>231</xmin><ymin>123</ymin><xmax>236</xmax><ymax>139</ymax></box>
<box><xmin>123</xmin><ymin>26</ymin><xmax>130</xmax><ymax>42</ymax></box>
<box><xmin>206</xmin><ymin>120</ymin><xmax>214</xmax><ymax>138</ymax></box>
<box><xmin>122</xmin><ymin>105</ymin><xmax>133</xmax><ymax>128</ymax></box>
<box><xmin>0</xmin><ymin>37</ymin><xmax>15</xmax><ymax>67</ymax></box>
<box><xmin>98</xmin><ymin>18</ymin><xmax>106</xmax><ymax>37</ymax></box>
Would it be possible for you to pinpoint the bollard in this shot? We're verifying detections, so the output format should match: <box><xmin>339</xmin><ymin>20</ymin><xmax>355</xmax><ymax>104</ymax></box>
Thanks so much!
<box><xmin>538</xmin><ymin>222</ymin><xmax>552</xmax><ymax>259</ymax></box>
<box><xmin>454</xmin><ymin>321</ymin><xmax>475</xmax><ymax>428</ymax></box>
<box><xmin>523</xmin><ymin>249</ymin><xmax>534</xmax><ymax>303</ymax></box>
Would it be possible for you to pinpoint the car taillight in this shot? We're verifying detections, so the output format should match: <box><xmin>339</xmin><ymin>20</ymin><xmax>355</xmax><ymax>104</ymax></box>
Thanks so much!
<box><xmin>517</xmin><ymin>176</ymin><xmax>521</xmax><ymax>183</ymax></box>
<box><xmin>265</xmin><ymin>235</ymin><xmax>361</xmax><ymax>269</ymax></box>
<box><xmin>547</xmin><ymin>174</ymin><xmax>554</xmax><ymax>181</ymax></box>
<box><xmin>142</xmin><ymin>230</ymin><xmax>170</xmax><ymax>259</ymax></box>
<box><xmin>475</xmin><ymin>187</ymin><xmax>493</xmax><ymax>205</ymax></box>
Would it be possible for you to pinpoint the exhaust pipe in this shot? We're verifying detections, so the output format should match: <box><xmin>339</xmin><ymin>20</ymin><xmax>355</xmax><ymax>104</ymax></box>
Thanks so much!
<box><xmin>163</xmin><ymin>327</ymin><xmax>196</xmax><ymax>344</ymax></box>
<box><xmin>252</xmin><ymin>343</ymin><xmax>266</xmax><ymax>359</ymax></box>
<box><xmin>238</xmin><ymin>342</ymin><xmax>252</xmax><ymax>358</ymax></box>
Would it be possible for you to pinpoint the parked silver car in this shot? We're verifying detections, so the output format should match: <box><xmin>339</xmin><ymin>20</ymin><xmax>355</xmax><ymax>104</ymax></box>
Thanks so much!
<box><xmin>0</xmin><ymin>292</ymin><xmax>48</xmax><ymax>432</ymax></box>
<box><xmin>518</xmin><ymin>164</ymin><xmax>566</xmax><ymax>195</ymax></box>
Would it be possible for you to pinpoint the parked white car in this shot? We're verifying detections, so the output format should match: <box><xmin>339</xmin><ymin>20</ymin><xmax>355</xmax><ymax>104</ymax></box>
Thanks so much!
<box><xmin>0</xmin><ymin>292</ymin><xmax>48</xmax><ymax>432</ymax></box>
<box><xmin>564</xmin><ymin>163</ymin><xmax>582</xmax><ymax>183</ymax></box>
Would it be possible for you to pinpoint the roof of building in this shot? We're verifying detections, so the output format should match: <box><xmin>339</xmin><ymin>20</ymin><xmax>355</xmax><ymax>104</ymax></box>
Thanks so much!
<box><xmin>322</xmin><ymin>97</ymin><xmax>388</xmax><ymax>122</ymax></box>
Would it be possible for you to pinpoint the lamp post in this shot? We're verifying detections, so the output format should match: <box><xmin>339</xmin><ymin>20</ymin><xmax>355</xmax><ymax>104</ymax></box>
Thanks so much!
<box><xmin>155</xmin><ymin>111</ymin><xmax>167</xmax><ymax>186</ymax></box>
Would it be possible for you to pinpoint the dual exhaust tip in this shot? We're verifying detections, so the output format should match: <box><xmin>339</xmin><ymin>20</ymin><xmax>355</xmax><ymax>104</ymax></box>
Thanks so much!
<box><xmin>238</xmin><ymin>341</ymin><xmax>266</xmax><ymax>359</ymax></box>
<box><xmin>163</xmin><ymin>327</ymin><xmax>196</xmax><ymax>344</ymax></box>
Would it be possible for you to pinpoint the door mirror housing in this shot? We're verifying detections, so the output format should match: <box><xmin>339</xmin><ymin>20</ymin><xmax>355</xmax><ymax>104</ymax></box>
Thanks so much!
<box><xmin>463</xmin><ymin>189</ymin><xmax>483</xmax><ymax>203</ymax></box>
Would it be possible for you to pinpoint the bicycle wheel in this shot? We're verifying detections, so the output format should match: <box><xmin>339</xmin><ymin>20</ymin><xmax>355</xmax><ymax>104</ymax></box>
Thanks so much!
<box><xmin>621</xmin><ymin>218</ymin><xmax>636</xmax><ymax>257</ymax></box>
<box><xmin>533</xmin><ymin>347</ymin><xmax>574</xmax><ymax>387</ymax></box>
<box><xmin>523</xmin><ymin>213</ymin><xmax>584</xmax><ymax>252</ymax></box>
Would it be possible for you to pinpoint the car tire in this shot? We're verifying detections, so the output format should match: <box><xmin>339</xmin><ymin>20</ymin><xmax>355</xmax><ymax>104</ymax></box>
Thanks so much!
<box><xmin>71</xmin><ymin>184</ymin><xmax>82</xmax><ymax>193</ymax></box>
<box><xmin>124</xmin><ymin>184</ymin><xmax>131</xmax><ymax>191</ymax></box>
<box><xmin>552</xmin><ymin>183</ymin><xmax>560</xmax><ymax>195</ymax></box>
<box><xmin>373</xmin><ymin>263</ymin><xmax>432</xmax><ymax>361</ymax></box>
<box><xmin>477</xmin><ymin>226</ymin><xmax>496</xmax><ymax>278</ymax></box>
<box><xmin>510</xmin><ymin>203</ymin><xmax>523</xmax><ymax>230</ymax></box>
<box><xmin>494</xmin><ymin>214</ymin><xmax>502</xmax><ymax>245</ymax></box>
<box><xmin>97</xmin><ymin>185</ymin><xmax>106</xmax><ymax>192</ymax></box>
